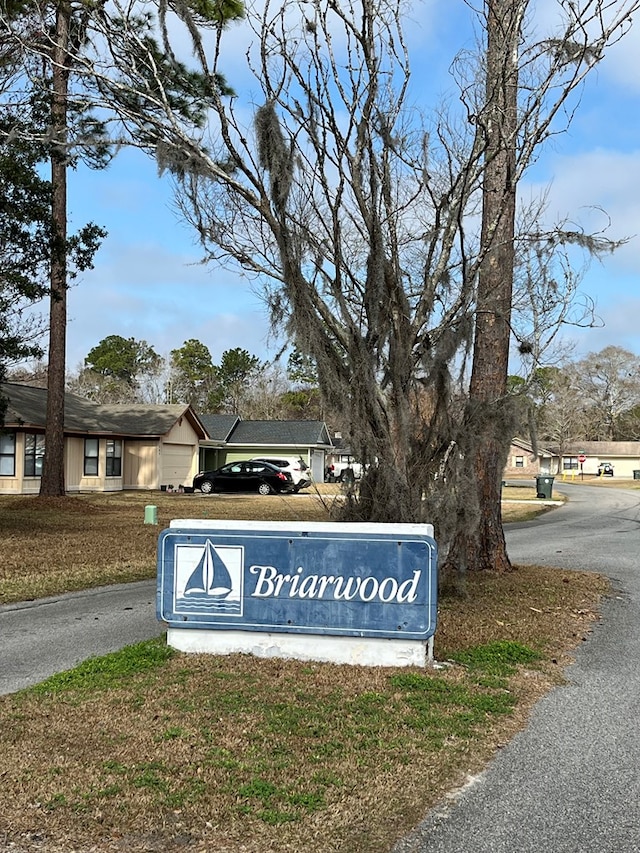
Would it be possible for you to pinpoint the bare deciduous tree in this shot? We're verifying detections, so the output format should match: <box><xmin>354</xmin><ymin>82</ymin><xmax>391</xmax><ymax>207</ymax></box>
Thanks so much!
<box><xmin>533</xmin><ymin>365</ymin><xmax>589</xmax><ymax>460</ymax></box>
<box><xmin>574</xmin><ymin>346</ymin><xmax>640</xmax><ymax>440</ymax></box>
<box><xmin>6</xmin><ymin>0</ymin><xmax>638</xmax><ymax>571</ymax></box>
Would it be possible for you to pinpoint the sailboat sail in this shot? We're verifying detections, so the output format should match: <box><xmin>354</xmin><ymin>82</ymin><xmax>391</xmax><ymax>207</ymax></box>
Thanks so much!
<box><xmin>184</xmin><ymin>541</ymin><xmax>232</xmax><ymax>599</ymax></box>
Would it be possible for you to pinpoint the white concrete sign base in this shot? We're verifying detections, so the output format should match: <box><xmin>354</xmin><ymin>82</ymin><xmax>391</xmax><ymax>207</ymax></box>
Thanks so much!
<box><xmin>167</xmin><ymin>626</ymin><xmax>434</xmax><ymax>668</ymax></box>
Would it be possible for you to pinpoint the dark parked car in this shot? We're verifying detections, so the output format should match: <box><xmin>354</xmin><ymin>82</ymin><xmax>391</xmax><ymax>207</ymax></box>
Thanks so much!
<box><xmin>250</xmin><ymin>456</ymin><xmax>311</xmax><ymax>491</ymax></box>
<box><xmin>598</xmin><ymin>462</ymin><xmax>614</xmax><ymax>477</ymax></box>
<box><xmin>193</xmin><ymin>460</ymin><xmax>295</xmax><ymax>495</ymax></box>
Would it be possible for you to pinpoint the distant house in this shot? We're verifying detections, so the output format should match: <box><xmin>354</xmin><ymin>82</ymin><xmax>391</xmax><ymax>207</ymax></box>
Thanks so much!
<box><xmin>197</xmin><ymin>416</ymin><xmax>333</xmax><ymax>483</ymax></box>
<box><xmin>503</xmin><ymin>438</ymin><xmax>555</xmax><ymax>478</ymax></box>
<box><xmin>0</xmin><ymin>383</ymin><xmax>207</xmax><ymax>494</ymax></box>
<box><xmin>502</xmin><ymin>438</ymin><xmax>640</xmax><ymax>479</ymax></box>
<box><xmin>548</xmin><ymin>441</ymin><xmax>640</xmax><ymax>478</ymax></box>
<box><xmin>323</xmin><ymin>433</ymin><xmax>362</xmax><ymax>479</ymax></box>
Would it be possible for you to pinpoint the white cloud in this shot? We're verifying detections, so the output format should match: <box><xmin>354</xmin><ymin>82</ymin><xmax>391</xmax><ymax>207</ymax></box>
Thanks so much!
<box><xmin>66</xmin><ymin>239</ymin><xmax>275</xmax><ymax>369</ymax></box>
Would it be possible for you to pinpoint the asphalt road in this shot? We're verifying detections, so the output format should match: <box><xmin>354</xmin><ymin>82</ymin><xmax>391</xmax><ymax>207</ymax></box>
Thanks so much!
<box><xmin>0</xmin><ymin>580</ymin><xmax>159</xmax><ymax>696</ymax></box>
<box><xmin>394</xmin><ymin>481</ymin><xmax>640</xmax><ymax>853</ymax></box>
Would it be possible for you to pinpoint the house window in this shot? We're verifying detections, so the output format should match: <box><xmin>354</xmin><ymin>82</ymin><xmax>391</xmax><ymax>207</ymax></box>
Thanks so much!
<box><xmin>84</xmin><ymin>438</ymin><xmax>99</xmax><ymax>476</ymax></box>
<box><xmin>24</xmin><ymin>434</ymin><xmax>45</xmax><ymax>477</ymax></box>
<box><xmin>563</xmin><ymin>457</ymin><xmax>579</xmax><ymax>470</ymax></box>
<box><xmin>0</xmin><ymin>433</ymin><xmax>15</xmax><ymax>476</ymax></box>
<box><xmin>106</xmin><ymin>439</ymin><xmax>122</xmax><ymax>477</ymax></box>
<box><xmin>515</xmin><ymin>456</ymin><xmax>524</xmax><ymax>468</ymax></box>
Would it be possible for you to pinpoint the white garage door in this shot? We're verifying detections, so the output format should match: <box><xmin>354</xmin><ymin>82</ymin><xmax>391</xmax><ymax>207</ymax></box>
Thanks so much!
<box><xmin>162</xmin><ymin>443</ymin><xmax>195</xmax><ymax>486</ymax></box>
<box><xmin>311</xmin><ymin>449</ymin><xmax>325</xmax><ymax>483</ymax></box>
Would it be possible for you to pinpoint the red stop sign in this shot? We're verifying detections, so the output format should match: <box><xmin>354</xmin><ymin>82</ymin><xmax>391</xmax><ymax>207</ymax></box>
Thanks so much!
<box><xmin>578</xmin><ymin>454</ymin><xmax>586</xmax><ymax>464</ymax></box>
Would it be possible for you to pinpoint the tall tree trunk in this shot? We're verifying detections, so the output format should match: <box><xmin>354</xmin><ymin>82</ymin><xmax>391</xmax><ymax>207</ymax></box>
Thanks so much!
<box><xmin>40</xmin><ymin>0</ymin><xmax>70</xmax><ymax>497</ymax></box>
<box><xmin>445</xmin><ymin>0</ymin><xmax>524</xmax><ymax>575</ymax></box>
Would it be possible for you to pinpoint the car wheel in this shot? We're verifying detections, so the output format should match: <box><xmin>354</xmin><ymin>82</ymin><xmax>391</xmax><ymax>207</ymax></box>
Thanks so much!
<box><xmin>199</xmin><ymin>480</ymin><xmax>214</xmax><ymax>494</ymax></box>
<box><xmin>257</xmin><ymin>482</ymin><xmax>272</xmax><ymax>496</ymax></box>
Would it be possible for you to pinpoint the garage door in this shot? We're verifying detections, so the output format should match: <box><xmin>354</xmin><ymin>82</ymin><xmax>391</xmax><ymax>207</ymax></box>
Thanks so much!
<box><xmin>162</xmin><ymin>443</ymin><xmax>196</xmax><ymax>487</ymax></box>
<box><xmin>311</xmin><ymin>450</ymin><xmax>325</xmax><ymax>483</ymax></box>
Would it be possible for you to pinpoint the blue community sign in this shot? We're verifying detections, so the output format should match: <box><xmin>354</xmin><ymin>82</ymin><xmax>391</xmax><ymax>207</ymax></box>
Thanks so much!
<box><xmin>158</xmin><ymin>520</ymin><xmax>436</xmax><ymax>639</ymax></box>
<box><xmin>157</xmin><ymin>520</ymin><xmax>438</xmax><ymax>667</ymax></box>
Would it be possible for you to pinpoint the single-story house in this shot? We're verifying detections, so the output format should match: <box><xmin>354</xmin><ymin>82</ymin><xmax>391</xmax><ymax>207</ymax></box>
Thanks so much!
<box><xmin>503</xmin><ymin>438</ymin><xmax>640</xmax><ymax>479</ymax></box>
<box><xmin>503</xmin><ymin>438</ymin><xmax>556</xmax><ymax>478</ymax></box>
<box><xmin>548</xmin><ymin>441</ymin><xmax>640</xmax><ymax>479</ymax></box>
<box><xmin>0</xmin><ymin>383</ymin><xmax>207</xmax><ymax>494</ymax></box>
<box><xmin>197</xmin><ymin>416</ymin><xmax>333</xmax><ymax>483</ymax></box>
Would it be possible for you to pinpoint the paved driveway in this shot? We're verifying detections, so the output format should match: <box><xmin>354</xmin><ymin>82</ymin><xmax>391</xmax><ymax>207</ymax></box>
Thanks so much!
<box><xmin>394</xmin><ymin>482</ymin><xmax>640</xmax><ymax>852</ymax></box>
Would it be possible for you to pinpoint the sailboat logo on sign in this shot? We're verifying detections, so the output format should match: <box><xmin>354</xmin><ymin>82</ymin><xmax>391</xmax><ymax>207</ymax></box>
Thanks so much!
<box><xmin>174</xmin><ymin>540</ymin><xmax>244</xmax><ymax>617</ymax></box>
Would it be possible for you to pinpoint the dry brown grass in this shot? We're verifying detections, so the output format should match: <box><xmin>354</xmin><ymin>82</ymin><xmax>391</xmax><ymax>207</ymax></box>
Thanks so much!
<box><xmin>0</xmin><ymin>487</ymin><xmax>551</xmax><ymax>606</ymax></box>
<box><xmin>0</xmin><ymin>490</ymin><xmax>339</xmax><ymax>605</ymax></box>
<box><xmin>0</xmin><ymin>489</ymin><xmax>606</xmax><ymax>853</ymax></box>
<box><xmin>563</xmin><ymin>475</ymin><xmax>640</xmax><ymax>488</ymax></box>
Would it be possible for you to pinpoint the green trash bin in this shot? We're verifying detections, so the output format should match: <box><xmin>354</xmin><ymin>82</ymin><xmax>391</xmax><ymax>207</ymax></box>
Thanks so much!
<box><xmin>536</xmin><ymin>476</ymin><xmax>554</xmax><ymax>499</ymax></box>
<box><xmin>634</xmin><ymin>470</ymin><xmax>640</xmax><ymax>480</ymax></box>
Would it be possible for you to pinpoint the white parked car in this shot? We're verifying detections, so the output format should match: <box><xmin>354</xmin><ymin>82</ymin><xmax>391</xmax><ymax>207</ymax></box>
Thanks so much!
<box><xmin>250</xmin><ymin>456</ymin><xmax>312</xmax><ymax>491</ymax></box>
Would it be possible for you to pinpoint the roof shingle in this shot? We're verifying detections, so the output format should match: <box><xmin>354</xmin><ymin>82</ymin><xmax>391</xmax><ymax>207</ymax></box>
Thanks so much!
<box><xmin>1</xmin><ymin>383</ymin><xmax>206</xmax><ymax>438</ymax></box>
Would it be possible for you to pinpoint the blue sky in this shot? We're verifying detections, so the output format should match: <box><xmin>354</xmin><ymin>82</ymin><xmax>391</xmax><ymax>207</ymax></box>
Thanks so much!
<box><xmin>60</xmin><ymin>0</ymin><xmax>640</xmax><ymax>374</ymax></box>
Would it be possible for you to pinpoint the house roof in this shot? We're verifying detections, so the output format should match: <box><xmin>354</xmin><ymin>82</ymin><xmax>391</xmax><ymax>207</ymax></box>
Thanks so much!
<box><xmin>198</xmin><ymin>414</ymin><xmax>241</xmax><ymax>443</ymax></box>
<box><xmin>552</xmin><ymin>441</ymin><xmax>640</xmax><ymax>457</ymax></box>
<box><xmin>3</xmin><ymin>383</ymin><xmax>113</xmax><ymax>432</ymax></box>
<box><xmin>225</xmin><ymin>419</ymin><xmax>332</xmax><ymax>448</ymax></box>
<box><xmin>98</xmin><ymin>404</ymin><xmax>207</xmax><ymax>439</ymax></box>
<box><xmin>511</xmin><ymin>437</ymin><xmax>554</xmax><ymax>458</ymax></box>
<box><xmin>2</xmin><ymin>384</ymin><xmax>330</xmax><ymax>449</ymax></box>
<box><xmin>1</xmin><ymin>383</ymin><xmax>207</xmax><ymax>439</ymax></box>
<box><xmin>328</xmin><ymin>436</ymin><xmax>358</xmax><ymax>455</ymax></box>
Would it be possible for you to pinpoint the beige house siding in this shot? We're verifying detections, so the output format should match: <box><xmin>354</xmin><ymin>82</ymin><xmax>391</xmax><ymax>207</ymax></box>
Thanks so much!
<box><xmin>159</xmin><ymin>419</ymin><xmax>201</xmax><ymax>487</ymax></box>
<box><xmin>22</xmin><ymin>477</ymin><xmax>41</xmax><ymax>494</ymax></box>
<box><xmin>503</xmin><ymin>443</ymin><xmax>540</xmax><ymax>478</ymax></box>
<box><xmin>124</xmin><ymin>441</ymin><xmax>159</xmax><ymax>490</ymax></box>
<box><xmin>0</xmin><ymin>432</ymin><xmax>45</xmax><ymax>494</ymax></box>
<box><xmin>0</xmin><ymin>477</ymin><xmax>21</xmax><ymax>494</ymax></box>
<box><xmin>552</xmin><ymin>442</ymin><xmax>640</xmax><ymax>479</ymax></box>
<box><xmin>1</xmin><ymin>433</ymin><xmax>25</xmax><ymax>494</ymax></box>
<box><xmin>0</xmin><ymin>431</ymin><xmax>198</xmax><ymax>495</ymax></box>
<box><xmin>65</xmin><ymin>437</ymin><xmax>124</xmax><ymax>493</ymax></box>
<box><xmin>165</xmin><ymin>417</ymin><xmax>199</xmax><ymax>444</ymax></box>
<box><xmin>65</xmin><ymin>437</ymin><xmax>83</xmax><ymax>488</ymax></box>
<box><xmin>161</xmin><ymin>442</ymin><xmax>197</xmax><ymax>487</ymax></box>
